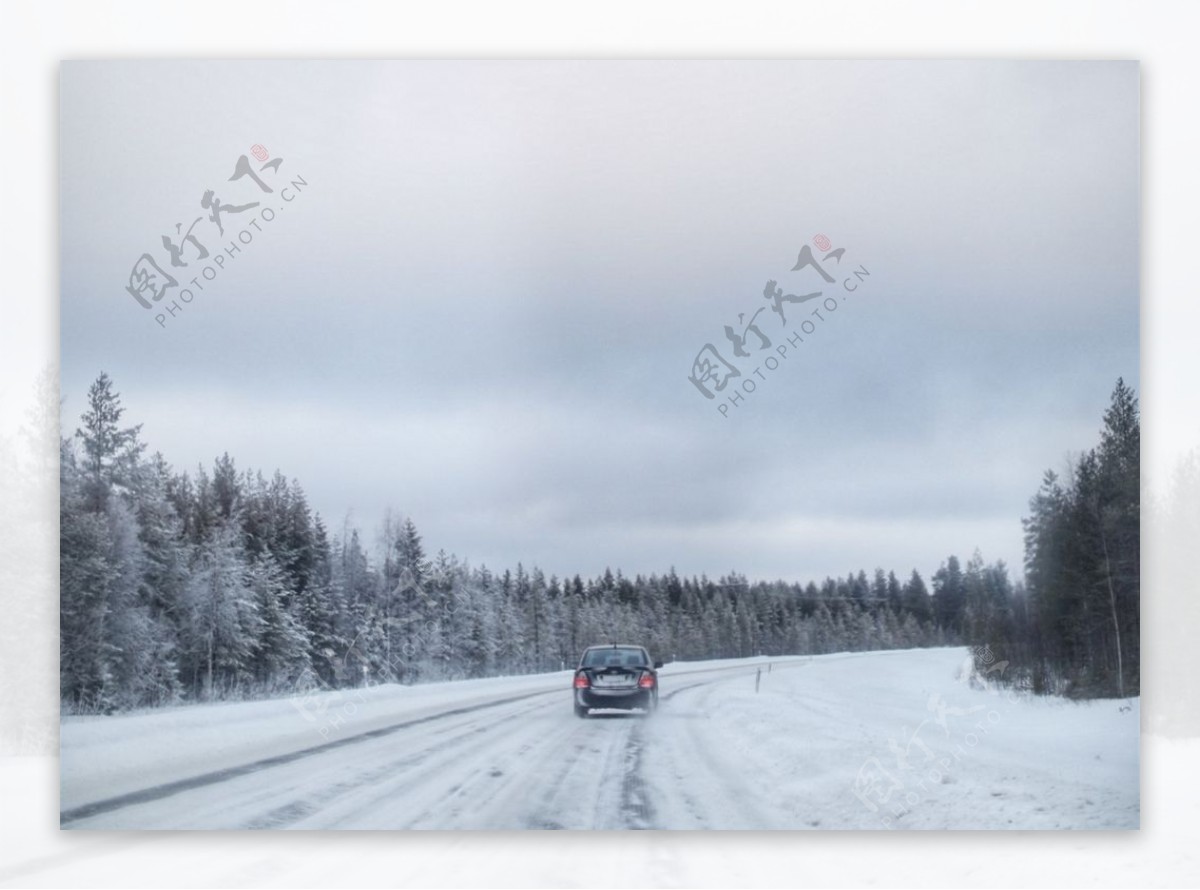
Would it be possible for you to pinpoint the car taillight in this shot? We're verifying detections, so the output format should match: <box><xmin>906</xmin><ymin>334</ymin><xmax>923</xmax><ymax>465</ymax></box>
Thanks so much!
<box><xmin>638</xmin><ymin>673</ymin><xmax>655</xmax><ymax>689</ymax></box>
<box><xmin>574</xmin><ymin>673</ymin><xmax>590</xmax><ymax>688</ymax></box>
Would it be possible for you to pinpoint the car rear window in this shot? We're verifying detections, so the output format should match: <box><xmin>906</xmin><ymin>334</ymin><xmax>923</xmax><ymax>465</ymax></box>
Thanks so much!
<box><xmin>582</xmin><ymin>647</ymin><xmax>648</xmax><ymax>668</ymax></box>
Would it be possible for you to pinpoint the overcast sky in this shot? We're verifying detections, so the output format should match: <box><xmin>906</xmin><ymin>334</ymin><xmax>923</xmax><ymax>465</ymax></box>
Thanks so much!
<box><xmin>60</xmin><ymin>60</ymin><xmax>1139</xmax><ymax>585</ymax></box>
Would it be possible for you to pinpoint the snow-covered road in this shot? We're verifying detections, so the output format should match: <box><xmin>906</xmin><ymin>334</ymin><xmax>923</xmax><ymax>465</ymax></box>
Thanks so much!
<box><xmin>59</xmin><ymin>648</ymin><xmax>1139</xmax><ymax>830</ymax></box>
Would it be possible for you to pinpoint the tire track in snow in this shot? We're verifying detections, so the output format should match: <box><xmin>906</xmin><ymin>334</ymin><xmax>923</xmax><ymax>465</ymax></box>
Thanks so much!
<box><xmin>507</xmin><ymin>712</ymin><xmax>636</xmax><ymax>829</ymax></box>
<box><xmin>60</xmin><ymin>688</ymin><xmax>560</xmax><ymax>827</ymax></box>
<box><xmin>285</xmin><ymin>700</ymin><xmax>579</xmax><ymax>829</ymax></box>
<box><xmin>641</xmin><ymin>670</ymin><xmax>792</xmax><ymax>829</ymax></box>
<box><xmin>239</xmin><ymin>698</ymin><xmax>554</xmax><ymax>829</ymax></box>
<box><xmin>64</xmin><ymin>659</ymin><xmax>813</xmax><ymax>829</ymax></box>
<box><xmin>618</xmin><ymin>669</ymin><xmax>774</xmax><ymax>830</ymax></box>
<box><xmin>619</xmin><ymin>719</ymin><xmax>655</xmax><ymax>829</ymax></box>
<box><xmin>315</xmin><ymin>698</ymin><xmax>635</xmax><ymax>829</ymax></box>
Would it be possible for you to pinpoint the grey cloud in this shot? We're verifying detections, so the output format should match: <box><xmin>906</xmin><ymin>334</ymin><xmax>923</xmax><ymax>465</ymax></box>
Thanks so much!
<box><xmin>61</xmin><ymin>60</ymin><xmax>1139</xmax><ymax>584</ymax></box>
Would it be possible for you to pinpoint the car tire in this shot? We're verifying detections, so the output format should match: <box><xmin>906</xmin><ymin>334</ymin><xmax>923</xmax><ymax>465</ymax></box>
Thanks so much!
<box><xmin>574</xmin><ymin>703</ymin><xmax>589</xmax><ymax>719</ymax></box>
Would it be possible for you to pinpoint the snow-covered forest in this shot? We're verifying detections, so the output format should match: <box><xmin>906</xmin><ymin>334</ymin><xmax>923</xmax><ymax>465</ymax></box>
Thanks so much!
<box><xmin>59</xmin><ymin>373</ymin><xmax>1139</xmax><ymax>712</ymax></box>
<box><xmin>990</xmin><ymin>379</ymin><xmax>1141</xmax><ymax>698</ymax></box>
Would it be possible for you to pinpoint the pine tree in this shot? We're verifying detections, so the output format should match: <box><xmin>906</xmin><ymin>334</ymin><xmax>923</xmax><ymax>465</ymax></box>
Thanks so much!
<box><xmin>1093</xmin><ymin>378</ymin><xmax>1140</xmax><ymax>696</ymax></box>
<box><xmin>299</xmin><ymin>515</ymin><xmax>342</xmax><ymax>683</ymax></box>
<box><xmin>75</xmin><ymin>372</ymin><xmax>144</xmax><ymax>513</ymax></box>
<box><xmin>528</xmin><ymin>566</ymin><xmax>547</xmax><ymax>672</ymax></box>
<box><xmin>885</xmin><ymin>571</ymin><xmax>903</xmax><ymax>612</ymax></box>
<box><xmin>246</xmin><ymin>552</ymin><xmax>310</xmax><ymax>689</ymax></box>
<box><xmin>932</xmin><ymin>556</ymin><xmax>966</xmax><ymax>636</ymax></box>
<box><xmin>59</xmin><ymin>441</ymin><xmax>119</xmax><ymax>710</ymax></box>
<box><xmin>181</xmin><ymin>522</ymin><xmax>260</xmax><ymax>699</ymax></box>
<box><xmin>332</xmin><ymin>526</ymin><xmax>377</xmax><ymax>685</ymax></box>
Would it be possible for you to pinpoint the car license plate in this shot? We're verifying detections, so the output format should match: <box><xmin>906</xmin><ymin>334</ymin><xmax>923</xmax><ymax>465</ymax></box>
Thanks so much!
<box><xmin>596</xmin><ymin>674</ymin><xmax>632</xmax><ymax>687</ymax></box>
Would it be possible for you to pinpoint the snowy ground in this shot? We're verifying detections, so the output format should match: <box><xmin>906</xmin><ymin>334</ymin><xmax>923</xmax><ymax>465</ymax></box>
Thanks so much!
<box><xmin>57</xmin><ymin>647</ymin><xmax>1138</xmax><ymax>830</ymax></box>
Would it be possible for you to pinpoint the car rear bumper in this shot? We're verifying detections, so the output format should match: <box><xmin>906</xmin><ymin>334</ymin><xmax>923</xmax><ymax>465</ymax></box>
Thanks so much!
<box><xmin>576</xmin><ymin>687</ymin><xmax>654</xmax><ymax>711</ymax></box>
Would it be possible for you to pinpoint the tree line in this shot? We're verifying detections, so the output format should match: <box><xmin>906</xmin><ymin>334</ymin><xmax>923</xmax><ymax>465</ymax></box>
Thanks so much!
<box><xmin>59</xmin><ymin>373</ymin><xmax>963</xmax><ymax>711</ymax></box>
<box><xmin>961</xmin><ymin>379</ymin><xmax>1140</xmax><ymax>698</ymax></box>
<box><xmin>60</xmin><ymin>372</ymin><xmax>1137</xmax><ymax>712</ymax></box>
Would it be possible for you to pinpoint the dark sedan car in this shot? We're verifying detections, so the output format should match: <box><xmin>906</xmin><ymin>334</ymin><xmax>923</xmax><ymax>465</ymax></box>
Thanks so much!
<box><xmin>573</xmin><ymin>644</ymin><xmax>662</xmax><ymax>717</ymax></box>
